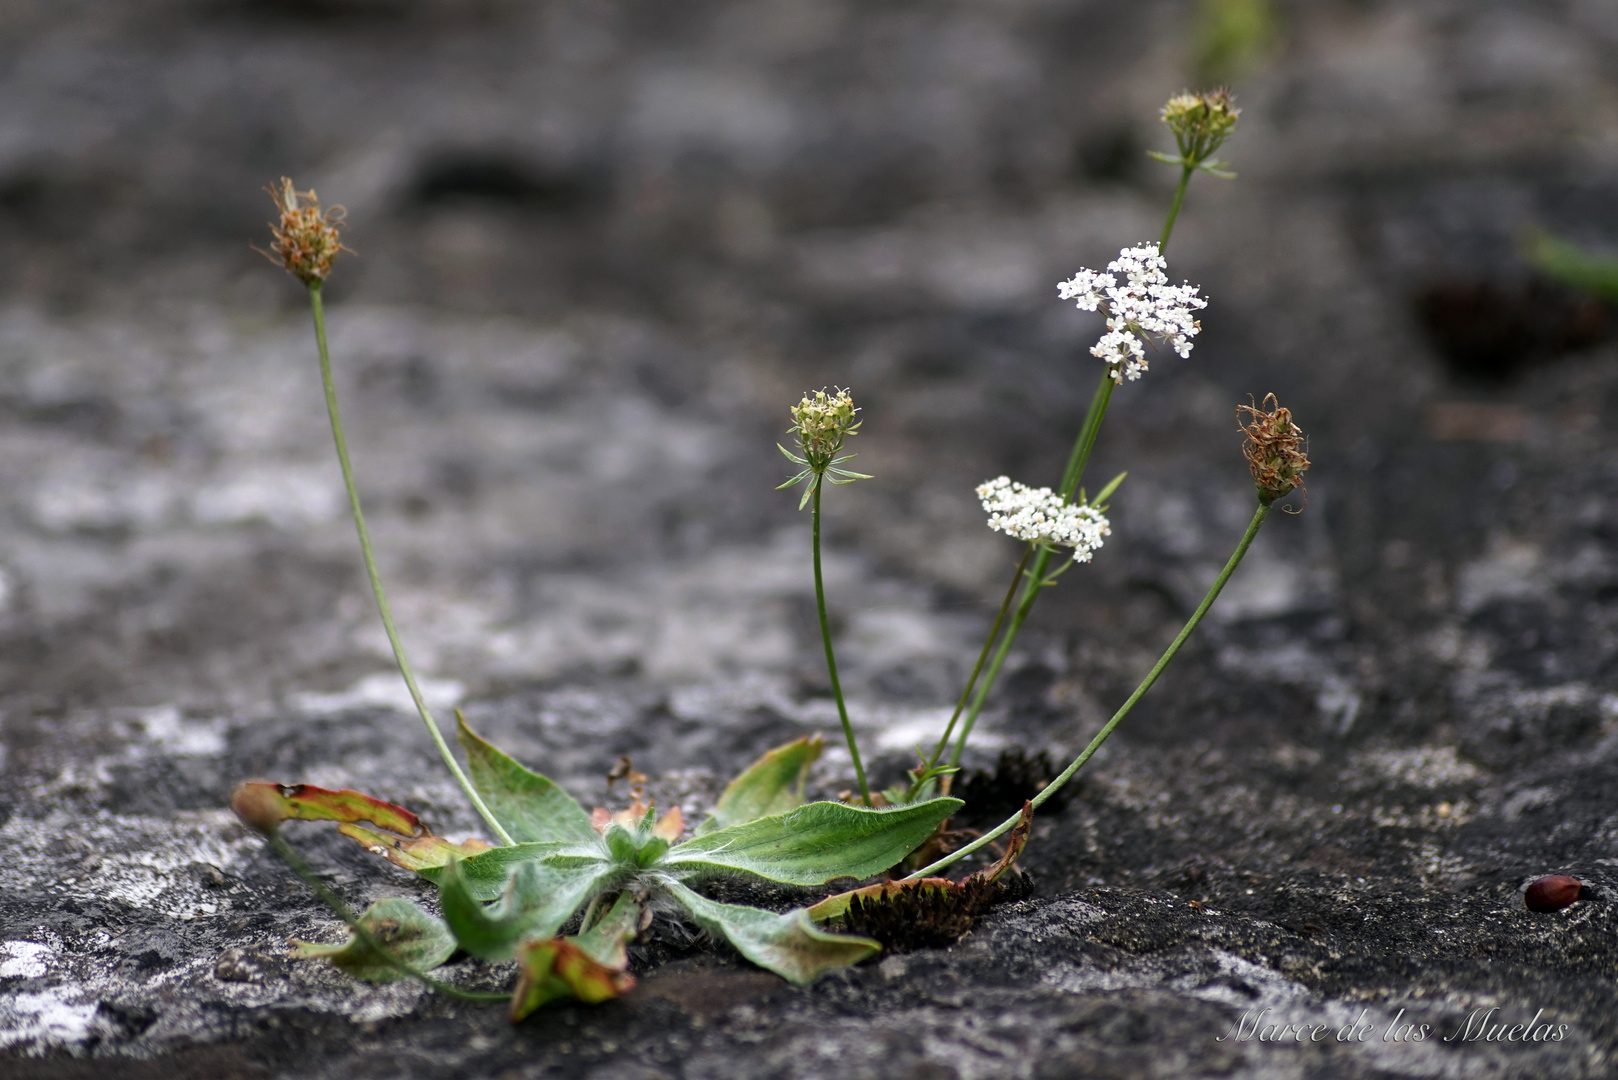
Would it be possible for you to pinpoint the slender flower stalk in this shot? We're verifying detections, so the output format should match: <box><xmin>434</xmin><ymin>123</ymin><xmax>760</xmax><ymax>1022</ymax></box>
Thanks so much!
<box><xmin>265</xmin><ymin>178</ymin><xmax>514</xmax><ymax>845</ymax></box>
<box><xmin>1159</xmin><ymin>164</ymin><xmax>1194</xmax><ymax>254</ymax></box>
<box><xmin>779</xmin><ymin>388</ymin><xmax>874</xmax><ymax>805</ymax></box>
<box><xmin>307</xmin><ymin>287</ymin><xmax>515</xmax><ymax>846</ymax></box>
<box><xmin>910</xmin><ymin>544</ymin><xmax>1033</xmax><ymax>798</ymax></box>
<box><xmin>912</xmin><ymin>500</ymin><xmax>1271</xmax><ymax>879</ymax></box>
<box><xmin>811</xmin><ymin>482</ymin><xmax>871</xmax><ymax>806</ymax></box>
<box><xmin>936</xmin><ymin>92</ymin><xmax>1240</xmax><ymax>774</ymax></box>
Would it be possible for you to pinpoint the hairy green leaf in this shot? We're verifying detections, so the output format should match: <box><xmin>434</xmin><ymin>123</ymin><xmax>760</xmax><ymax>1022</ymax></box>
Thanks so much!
<box><xmin>575</xmin><ymin>890</ymin><xmax>643</xmax><ymax>968</ymax></box>
<box><xmin>697</xmin><ymin>735</ymin><xmax>823</xmax><ymax>835</ymax></box>
<box><xmin>418</xmin><ymin>840</ymin><xmax>607</xmax><ymax>901</ymax></box>
<box><xmin>439</xmin><ymin>859</ymin><xmax>612</xmax><ymax>961</ymax></box>
<box><xmin>664</xmin><ymin>797</ymin><xmax>961</xmax><ymax>885</ymax></box>
<box><xmin>456</xmin><ymin>713</ymin><xmax>598</xmax><ymax>845</ymax></box>
<box><xmin>290</xmin><ymin>898</ymin><xmax>455</xmax><ymax>982</ymax></box>
<box><xmin>660</xmin><ymin>880</ymin><xmax>878</xmax><ymax>984</ymax></box>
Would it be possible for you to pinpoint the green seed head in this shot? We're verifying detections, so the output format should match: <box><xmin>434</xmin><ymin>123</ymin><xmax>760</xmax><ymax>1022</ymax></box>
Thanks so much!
<box><xmin>1161</xmin><ymin>89</ymin><xmax>1240</xmax><ymax>164</ymax></box>
<box><xmin>790</xmin><ymin>387</ymin><xmax>861</xmax><ymax>463</ymax></box>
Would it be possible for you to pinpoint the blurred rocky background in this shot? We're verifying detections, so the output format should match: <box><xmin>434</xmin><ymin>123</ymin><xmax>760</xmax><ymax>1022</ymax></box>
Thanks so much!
<box><xmin>2</xmin><ymin>0</ymin><xmax>1617</xmax><ymax>1077</ymax></box>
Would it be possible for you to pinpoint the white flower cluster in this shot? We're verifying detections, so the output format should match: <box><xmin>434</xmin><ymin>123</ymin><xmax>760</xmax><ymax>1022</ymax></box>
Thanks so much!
<box><xmin>1057</xmin><ymin>243</ymin><xmax>1208</xmax><ymax>383</ymax></box>
<box><xmin>976</xmin><ymin>476</ymin><xmax>1111</xmax><ymax>560</ymax></box>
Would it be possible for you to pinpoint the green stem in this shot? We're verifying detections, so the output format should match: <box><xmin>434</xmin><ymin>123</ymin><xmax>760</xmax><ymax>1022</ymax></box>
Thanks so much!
<box><xmin>949</xmin><ymin>554</ymin><xmax>1037</xmax><ymax>770</ymax></box>
<box><xmin>912</xmin><ymin>502</ymin><xmax>1271</xmax><ymax>879</ymax></box>
<box><xmin>306</xmin><ymin>284</ymin><xmax>515</xmax><ymax>847</ymax></box>
<box><xmin>812</xmin><ymin>479</ymin><xmax>871</xmax><ymax>805</ymax></box>
<box><xmin>948</xmin><ymin>372</ymin><xmax>1114</xmax><ymax>769</ymax></box>
<box><xmin>267</xmin><ymin>832</ymin><xmax>508</xmax><ymax>1003</ymax></box>
<box><xmin>1058</xmin><ymin>374</ymin><xmax>1117</xmax><ymax>501</ymax></box>
<box><xmin>1159</xmin><ymin>164</ymin><xmax>1194</xmax><ymax>255</ymax></box>
<box><xmin>915</xmin><ymin>543</ymin><xmax>1034</xmax><ymax>793</ymax></box>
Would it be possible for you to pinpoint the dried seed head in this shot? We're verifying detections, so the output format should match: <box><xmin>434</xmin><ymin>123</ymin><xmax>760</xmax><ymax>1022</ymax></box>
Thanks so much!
<box><xmin>1238</xmin><ymin>393</ymin><xmax>1310</xmax><ymax>508</ymax></box>
<box><xmin>1161</xmin><ymin>88</ymin><xmax>1241</xmax><ymax>164</ymax></box>
<box><xmin>265</xmin><ymin>177</ymin><xmax>346</xmax><ymax>286</ymax></box>
<box><xmin>1524</xmin><ymin>874</ymin><xmax>1585</xmax><ymax>912</ymax></box>
<box><xmin>839</xmin><ymin>878</ymin><xmax>1001</xmax><ymax>951</ymax></box>
<box><xmin>790</xmin><ymin>387</ymin><xmax>860</xmax><ymax>462</ymax></box>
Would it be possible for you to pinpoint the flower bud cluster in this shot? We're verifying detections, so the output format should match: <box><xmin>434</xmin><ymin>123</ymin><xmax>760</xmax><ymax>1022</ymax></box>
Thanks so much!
<box><xmin>791</xmin><ymin>387</ymin><xmax>861</xmax><ymax>464</ymax></box>
<box><xmin>976</xmin><ymin>476</ymin><xmax>1111</xmax><ymax>559</ymax></box>
<box><xmin>1057</xmin><ymin>243</ymin><xmax>1207</xmax><ymax>383</ymax></box>
<box><xmin>267</xmin><ymin>177</ymin><xmax>346</xmax><ymax>286</ymax></box>
<box><xmin>1238</xmin><ymin>394</ymin><xmax>1310</xmax><ymax>506</ymax></box>
<box><xmin>1161</xmin><ymin>89</ymin><xmax>1240</xmax><ymax>166</ymax></box>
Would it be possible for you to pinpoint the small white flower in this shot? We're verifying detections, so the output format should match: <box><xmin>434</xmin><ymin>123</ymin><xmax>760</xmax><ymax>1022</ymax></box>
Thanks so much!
<box><xmin>975</xmin><ymin>476</ymin><xmax>1111</xmax><ymax>560</ymax></box>
<box><xmin>1056</xmin><ymin>242</ymin><xmax>1207</xmax><ymax>383</ymax></box>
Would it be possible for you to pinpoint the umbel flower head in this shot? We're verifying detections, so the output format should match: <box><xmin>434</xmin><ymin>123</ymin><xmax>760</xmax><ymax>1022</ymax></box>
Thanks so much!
<box><xmin>791</xmin><ymin>388</ymin><xmax>860</xmax><ymax>461</ymax></box>
<box><xmin>1238</xmin><ymin>394</ymin><xmax>1310</xmax><ymax>508</ymax></box>
<box><xmin>1159</xmin><ymin>88</ymin><xmax>1240</xmax><ymax>169</ymax></box>
<box><xmin>976</xmin><ymin>477</ymin><xmax>1110</xmax><ymax>560</ymax></box>
<box><xmin>779</xmin><ymin>388</ymin><xmax>873</xmax><ymax>509</ymax></box>
<box><xmin>265</xmin><ymin>177</ymin><xmax>346</xmax><ymax>286</ymax></box>
<box><xmin>1057</xmin><ymin>243</ymin><xmax>1207</xmax><ymax>383</ymax></box>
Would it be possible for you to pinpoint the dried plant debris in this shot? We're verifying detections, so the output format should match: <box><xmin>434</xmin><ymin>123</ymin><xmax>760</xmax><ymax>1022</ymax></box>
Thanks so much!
<box><xmin>839</xmin><ymin>877</ymin><xmax>1003</xmax><ymax>951</ymax></box>
<box><xmin>809</xmin><ymin>803</ymin><xmax>1033</xmax><ymax>951</ymax></box>
<box><xmin>952</xmin><ymin>749</ymin><xmax>1071</xmax><ymax>827</ymax></box>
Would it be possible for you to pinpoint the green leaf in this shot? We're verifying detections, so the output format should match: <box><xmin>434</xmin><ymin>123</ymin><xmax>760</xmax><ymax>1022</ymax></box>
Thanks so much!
<box><xmin>439</xmin><ymin>858</ymin><xmax>612</xmax><ymax>961</ymax></box>
<box><xmin>698</xmin><ymin>735</ymin><xmax>824</xmax><ymax>835</ymax></box>
<box><xmin>456</xmin><ymin>713</ymin><xmax>598</xmax><ymax>845</ymax></box>
<box><xmin>776</xmin><ymin>469</ymin><xmax>812</xmax><ymax>490</ymax></box>
<box><xmin>1090</xmin><ymin>470</ymin><xmax>1127</xmax><ymax>509</ymax></box>
<box><xmin>777</xmin><ymin>443</ymin><xmax>808</xmax><ymax>466</ymax></box>
<box><xmin>418</xmin><ymin>840</ymin><xmax>607</xmax><ymax>900</ymax></box>
<box><xmin>290</xmin><ymin>898</ymin><xmax>456</xmax><ymax>982</ymax></box>
<box><xmin>660</xmin><ymin>879</ymin><xmax>878</xmax><ymax>984</ymax></box>
<box><xmin>1146</xmin><ymin>149</ymin><xmax>1186</xmax><ymax>165</ymax></box>
<box><xmin>663</xmin><ymin>797</ymin><xmax>962</xmax><ymax>885</ymax></box>
<box><xmin>508</xmin><ymin>892</ymin><xmax>642</xmax><ymax>1020</ymax></box>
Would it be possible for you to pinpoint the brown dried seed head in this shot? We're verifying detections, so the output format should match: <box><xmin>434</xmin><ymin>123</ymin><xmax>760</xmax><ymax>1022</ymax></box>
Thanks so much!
<box><xmin>265</xmin><ymin>177</ymin><xmax>346</xmax><ymax>285</ymax></box>
<box><xmin>1238</xmin><ymin>393</ymin><xmax>1310</xmax><ymax>508</ymax></box>
<box><xmin>1524</xmin><ymin>874</ymin><xmax>1584</xmax><ymax>912</ymax></box>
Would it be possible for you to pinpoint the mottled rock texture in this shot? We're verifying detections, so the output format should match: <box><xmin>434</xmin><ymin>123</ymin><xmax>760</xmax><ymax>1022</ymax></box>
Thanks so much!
<box><xmin>2</xmin><ymin>1</ymin><xmax>1617</xmax><ymax>1077</ymax></box>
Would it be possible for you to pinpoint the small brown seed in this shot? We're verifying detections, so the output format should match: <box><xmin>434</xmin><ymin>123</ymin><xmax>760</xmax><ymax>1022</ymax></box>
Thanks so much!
<box><xmin>1524</xmin><ymin>874</ymin><xmax>1584</xmax><ymax>912</ymax></box>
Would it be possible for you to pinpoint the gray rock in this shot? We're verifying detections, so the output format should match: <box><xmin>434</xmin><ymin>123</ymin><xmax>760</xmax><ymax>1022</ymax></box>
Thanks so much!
<box><xmin>3</xmin><ymin>0</ymin><xmax>1616</xmax><ymax>1077</ymax></box>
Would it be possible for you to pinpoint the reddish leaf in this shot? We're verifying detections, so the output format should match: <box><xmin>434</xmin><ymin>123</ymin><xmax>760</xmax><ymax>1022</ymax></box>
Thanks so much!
<box><xmin>231</xmin><ymin>781</ymin><xmax>424</xmax><ymax>837</ymax></box>
<box><xmin>231</xmin><ymin>780</ymin><xmax>490</xmax><ymax>872</ymax></box>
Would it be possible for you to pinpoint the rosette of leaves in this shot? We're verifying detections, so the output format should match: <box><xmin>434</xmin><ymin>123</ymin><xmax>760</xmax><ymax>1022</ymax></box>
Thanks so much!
<box><xmin>235</xmin><ymin>719</ymin><xmax>960</xmax><ymax>1020</ymax></box>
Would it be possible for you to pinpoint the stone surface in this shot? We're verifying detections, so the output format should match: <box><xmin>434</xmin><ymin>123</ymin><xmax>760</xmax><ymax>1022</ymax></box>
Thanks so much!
<box><xmin>2</xmin><ymin>1</ymin><xmax>1617</xmax><ymax>1077</ymax></box>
